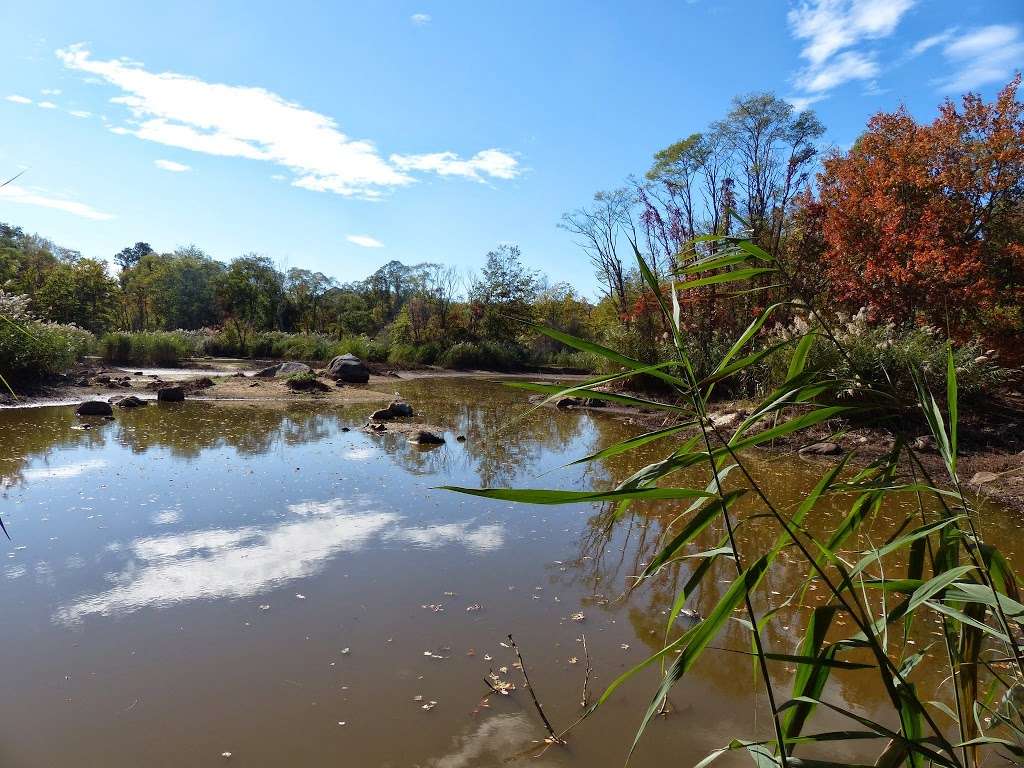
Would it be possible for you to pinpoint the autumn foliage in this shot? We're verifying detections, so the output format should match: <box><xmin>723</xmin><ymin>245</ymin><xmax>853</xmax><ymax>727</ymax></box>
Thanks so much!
<box><xmin>815</xmin><ymin>76</ymin><xmax>1024</xmax><ymax>337</ymax></box>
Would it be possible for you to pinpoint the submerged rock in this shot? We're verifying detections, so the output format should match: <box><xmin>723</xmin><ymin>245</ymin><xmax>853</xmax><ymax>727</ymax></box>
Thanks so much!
<box><xmin>408</xmin><ymin>430</ymin><xmax>445</xmax><ymax>445</ymax></box>
<box><xmin>75</xmin><ymin>400</ymin><xmax>113</xmax><ymax>416</ymax></box>
<box><xmin>157</xmin><ymin>386</ymin><xmax>185</xmax><ymax>402</ymax></box>
<box><xmin>555</xmin><ymin>397</ymin><xmax>581</xmax><ymax>408</ymax></box>
<box><xmin>117</xmin><ymin>395</ymin><xmax>147</xmax><ymax>408</ymax></box>
<box><xmin>326</xmin><ymin>353</ymin><xmax>369</xmax><ymax>383</ymax></box>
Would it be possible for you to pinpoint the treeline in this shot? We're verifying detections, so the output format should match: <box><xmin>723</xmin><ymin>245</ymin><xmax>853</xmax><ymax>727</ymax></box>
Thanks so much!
<box><xmin>0</xmin><ymin>226</ymin><xmax>597</xmax><ymax>371</ymax></box>
<box><xmin>2</xmin><ymin>78</ymin><xmax>1020</xmax><ymax>391</ymax></box>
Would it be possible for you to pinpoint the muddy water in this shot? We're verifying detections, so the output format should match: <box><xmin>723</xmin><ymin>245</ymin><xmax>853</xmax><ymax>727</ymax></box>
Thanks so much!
<box><xmin>0</xmin><ymin>378</ymin><xmax>1018</xmax><ymax>767</ymax></box>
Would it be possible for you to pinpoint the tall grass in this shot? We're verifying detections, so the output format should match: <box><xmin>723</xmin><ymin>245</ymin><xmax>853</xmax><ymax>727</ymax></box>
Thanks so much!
<box><xmin>99</xmin><ymin>330</ymin><xmax>196</xmax><ymax>366</ymax></box>
<box><xmin>444</xmin><ymin>235</ymin><xmax>1023</xmax><ymax>767</ymax></box>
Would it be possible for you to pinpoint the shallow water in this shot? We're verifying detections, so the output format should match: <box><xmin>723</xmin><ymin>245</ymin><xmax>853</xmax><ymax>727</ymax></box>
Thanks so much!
<box><xmin>0</xmin><ymin>378</ymin><xmax>1018</xmax><ymax>767</ymax></box>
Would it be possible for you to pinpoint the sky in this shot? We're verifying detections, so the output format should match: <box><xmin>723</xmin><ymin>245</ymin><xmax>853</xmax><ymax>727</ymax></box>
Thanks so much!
<box><xmin>1</xmin><ymin>0</ymin><xmax>1021</xmax><ymax>296</ymax></box>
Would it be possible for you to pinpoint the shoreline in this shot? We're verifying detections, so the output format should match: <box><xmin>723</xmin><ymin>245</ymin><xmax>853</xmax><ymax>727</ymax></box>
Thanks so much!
<box><xmin>3</xmin><ymin>359</ymin><xmax>1021</xmax><ymax>513</ymax></box>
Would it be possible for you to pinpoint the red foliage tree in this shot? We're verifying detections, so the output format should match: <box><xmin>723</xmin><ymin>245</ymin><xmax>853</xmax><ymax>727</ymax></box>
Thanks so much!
<box><xmin>816</xmin><ymin>76</ymin><xmax>1024</xmax><ymax>334</ymax></box>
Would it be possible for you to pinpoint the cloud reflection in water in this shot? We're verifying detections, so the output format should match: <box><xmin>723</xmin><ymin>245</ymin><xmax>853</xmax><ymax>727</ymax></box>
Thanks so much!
<box><xmin>55</xmin><ymin>498</ymin><xmax>505</xmax><ymax>623</ymax></box>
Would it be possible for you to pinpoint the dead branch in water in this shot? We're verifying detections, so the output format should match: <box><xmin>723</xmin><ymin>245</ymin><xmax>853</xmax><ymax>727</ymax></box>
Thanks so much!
<box><xmin>580</xmin><ymin>633</ymin><xmax>592</xmax><ymax>708</ymax></box>
<box><xmin>507</xmin><ymin>633</ymin><xmax>564</xmax><ymax>744</ymax></box>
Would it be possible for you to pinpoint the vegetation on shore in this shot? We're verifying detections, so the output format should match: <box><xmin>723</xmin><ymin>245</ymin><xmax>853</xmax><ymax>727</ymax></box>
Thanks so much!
<box><xmin>447</xmin><ymin>233</ymin><xmax>1024</xmax><ymax>767</ymax></box>
<box><xmin>1</xmin><ymin>80</ymin><xmax>1021</xmax><ymax>403</ymax></box>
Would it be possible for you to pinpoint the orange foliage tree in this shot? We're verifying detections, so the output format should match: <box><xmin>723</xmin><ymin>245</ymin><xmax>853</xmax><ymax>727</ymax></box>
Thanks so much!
<box><xmin>815</xmin><ymin>76</ymin><xmax>1024</xmax><ymax>335</ymax></box>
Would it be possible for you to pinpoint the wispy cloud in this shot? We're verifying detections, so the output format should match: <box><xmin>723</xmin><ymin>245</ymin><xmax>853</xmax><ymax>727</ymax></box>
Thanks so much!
<box><xmin>391</xmin><ymin>149</ymin><xmax>520</xmax><ymax>181</ymax></box>
<box><xmin>68</xmin><ymin>109</ymin><xmax>91</xmax><ymax>118</ymax></box>
<box><xmin>908</xmin><ymin>27</ymin><xmax>957</xmax><ymax>58</ymax></box>
<box><xmin>0</xmin><ymin>184</ymin><xmax>114</xmax><ymax>221</ymax></box>
<box><xmin>934</xmin><ymin>25</ymin><xmax>1024</xmax><ymax>92</ymax></box>
<box><xmin>5</xmin><ymin>94</ymin><xmax>32</xmax><ymax>104</ymax></box>
<box><xmin>346</xmin><ymin>234</ymin><xmax>383</xmax><ymax>248</ymax></box>
<box><xmin>410</xmin><ymin>12</ymin><xmax>431</xmax><ymax>25</ymax></box>
<box><xmin>55</xmin><ymin>44</ymin><xmax>520</xmax><ymax>199</ymax></box>
<box><xmin>41</xmin><ymin>88</ymin><xmax>62</xmax><ymax>96</ymax></box>
<box><xmin>154</xmin><ymin>159</ymin><xmax>190</xmax><ymax>172</ymax></box>
<box><xmin>37</xmin><ymin>100</ymin><xmax>58</xmax><ymax>109</ymax></box>
<box><xmin>788</xmin><ymin>0</ymin><xmax>915</xmax><ymax>100</ymax></box>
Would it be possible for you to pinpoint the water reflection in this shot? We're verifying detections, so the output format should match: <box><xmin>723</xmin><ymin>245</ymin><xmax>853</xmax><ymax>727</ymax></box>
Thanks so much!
<box><xmin>0</xmin><ymin>378</ymin><xmax>1019</xmax><ymax>767</ymax></box>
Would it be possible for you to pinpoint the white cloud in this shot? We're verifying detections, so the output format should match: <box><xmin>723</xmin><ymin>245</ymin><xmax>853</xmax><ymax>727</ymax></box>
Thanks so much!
<box><xmin>908</xmin><ymin>27</ymin><xmax>957</xmax><ymax>57</ymax></box>
<box><xmin>41</xmin><ymin>88</ymin><xmax>62</xmax><ymax>95</ymax></box>
<box><xmin>390</xmin><ymin>148</ymin><xmax>520</xmax><ymax>181</ymax></box>
<box><xmin>786</xmin><ymin>93</ymin><xmax>829</xmax><ymax>112</ymax></box>
<box><xmin>411</xmin><ymin>12</ymin><xmax>431</xmax><ymax>25</ymax></box>
<box><xmin>346</xmin><ymin>234</ymin><xmax>384</xmax><ymax>248</ymax></box>
<box><xmin>0</xmin><ymin>184</ymin><xmax>114</xmax><ymax>221</ymax></box>
<box><xmin>788</xmin><ymin>0</ymin><xmax>915</xmax><ymax>100</ymax></box>
<box><xmin>5</xmin><ymin>94</ymin><xmax>32</xmax><ymax>104</ymax></box>
<box><xmin>154</xmin><ymin>158</ymin><xmax>191</xmax><ymax>172</ymax></box>
<box><xmin>934</xmin><ymin>25</ymin><xmax>1024</xmax><ymax>92</ymax></box>
<box><xmin>56</xmin><ymin>44</ymin><xmax>519</xmax><ymax>199</ymax></box>
<box><xmin>798</xmin><ymin>50</ymin><xmax>878</xmax><ymax>93</ymax></box>
<box><xmin>37</xmin><ymin>100</ymin><xmax>58</xmax><ymax>109</ymax></box>
<box><xmin>68</xmin><ymin>109</ymin><xmax>91</xmax><ymax>118</ymax></box>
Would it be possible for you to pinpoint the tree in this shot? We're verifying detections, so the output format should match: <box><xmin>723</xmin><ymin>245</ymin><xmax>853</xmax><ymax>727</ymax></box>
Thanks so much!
<box><xmin>816</xmin><ymin>76</ymin><xmax>1024</xmax><ymax>332</ymax></box>
<box><xmin>560</xmin><ymin>189</ymin><xmax>634</xmax><ymax>318</ymax></box>
<box><xmin>214</xmin><ymin>255</ymin><xmax>284</xmax><ymax>351</ymax></box>
<box><xmin>468</xmin><ymin>244</ymin><xmax>538</xmax><ymax>342</ymax></box>
<box><xmin>34</xmin><ymin>258</ymin><xmax>118</xmax><ymax>332</ymax></box>
<box><xmin>713</xmin><ymin>93</ymin><xmax>824</xmax><ymax>252</ymax></box>
<box><xmin>285</xmin><ymin>268</ymin><xmax>336</xmax><ymax>332</ymax></box>
<box><xmin>114</xmin><ymin>241</ymin><xmax>154</xmax><ymax>271</ymax></box>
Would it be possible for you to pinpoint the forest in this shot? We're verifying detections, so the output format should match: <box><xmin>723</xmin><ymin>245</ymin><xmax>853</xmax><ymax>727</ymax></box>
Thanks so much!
<box><xmin>2</xmin><ymin>77</ymin><xmax>1021</xmax><ymax>398</ymax></box>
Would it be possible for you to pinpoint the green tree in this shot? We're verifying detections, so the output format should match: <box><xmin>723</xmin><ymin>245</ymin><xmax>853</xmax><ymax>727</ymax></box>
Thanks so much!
<box><xmin>214</xmin><ymin>254</ymin><xmax>284</xmax><ymax>351</ymax></box>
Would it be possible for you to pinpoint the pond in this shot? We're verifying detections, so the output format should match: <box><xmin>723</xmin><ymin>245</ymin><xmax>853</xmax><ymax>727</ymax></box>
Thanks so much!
<box><xmin>0</xmin><ymin>378</ymin><xmax>1019</xmax><ymax>767</ymax></box>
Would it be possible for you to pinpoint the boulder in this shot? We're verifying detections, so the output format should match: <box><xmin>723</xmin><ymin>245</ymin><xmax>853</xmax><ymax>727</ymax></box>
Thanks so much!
<box><xmin>555</xmin><ymin>397</ymin><xmax>581</xmax><ymax>409</ymax></box>
<box><xmin>75</xmin><ymin>400</ymin><xmax>113</xmax><ymax>416</ymax></box>
<box><xmin>286</xmin><ymin>375</ymin><xmax>327</xmax><ymax>392</ymax></box>
<box><xmin>370</xmin><ymin>408</ymin><xmax>394</xmax><ymax>421</ymax></box>
<box><xmin>456</xmin><ymin>434</ymin><xmax>467</xmax><ymax>442</ymax></box>
<box><xmin>326</xmin><ymin>353</ymin><xmax>369</xmax><ymax>383</ymax></box>
<box><xmin>408</xmin><ymin>430</ymin><xmax>445</xmax><ymax>445</ymax></box>
<box><xmin>582</xmin><ymin>398</ymin><xmax>608</xmax><ymax>408</ymax></box>
<box><xmin>254</xmin><ymin>364</ymin><xmax>281</xmax><ymax>378</ymax></box>
<box><xmin>157</xmin><ymin>386</ymin><xmax>185</xmax><ymax>402</ymax></box>
<box><xmin>187</xmin><ymin>376</ymin><xmax>215</xmax><ymax>390</ymax></box>
<box><xmin>117</xmin><ymin>395</ymin><xmax>146</xmax><ymax>408</ymax></box>
<box><xmin>277</xmin><ymin>361</ymin><xmax>312</xmax><ymax>376</ymax></box>
<box><xmin>800</xmin><ymin>441</ymin><xmax>842</xmax><ymax>456</ymax></box>
<box><xmin>387</xmin><ymin>400</ymin><xmax>414</xmax><ymax>417</ymax></box>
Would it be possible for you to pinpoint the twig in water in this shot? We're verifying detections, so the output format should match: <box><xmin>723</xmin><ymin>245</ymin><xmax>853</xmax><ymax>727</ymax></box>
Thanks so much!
<box><xmin>580</xmin><ymin>633</ymin><xmax>592</xmax><ymax>708</ymax></box>
<box><xmin>507</xmin><ymin>633</ymin><xmax>564</xmax><ymax>744</ymax></box>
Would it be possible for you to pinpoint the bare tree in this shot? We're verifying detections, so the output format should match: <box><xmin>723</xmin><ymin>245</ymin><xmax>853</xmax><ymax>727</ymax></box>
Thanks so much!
<box><xmin>558</xmin><ymin>188</ymin><xmax>635</xmax><ymax>317</ymax></box>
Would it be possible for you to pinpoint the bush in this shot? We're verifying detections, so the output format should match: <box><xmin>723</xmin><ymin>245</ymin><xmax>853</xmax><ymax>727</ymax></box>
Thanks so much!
<box><xmin>770</xmin><ymin>310</ymin><xmax>1012</xmax><ymax>399</ymax></box>
<box><xmin>0</xmin><ymin>319</ymin><xmax>93</xmax><ymax>382</ymax></box>
<box><xmin>99</xmin><ymin>331</ymin><xmax>196</xmax><ymax>366</ymax></box>
<box><xmin>438</xmin><ymin>340</ymin><xmax>527</xmax><ymax>371</ymax></box>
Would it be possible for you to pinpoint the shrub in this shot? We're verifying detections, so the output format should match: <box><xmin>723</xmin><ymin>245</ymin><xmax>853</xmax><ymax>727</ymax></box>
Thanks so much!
<box><xmin>438</xmin><ymin>340</ymin><xmax>527</xmax><ymax>371</ymax></box>
<box><xmin>0</xmin><ymin>319</ymin><xmax>93</xmax><ymax>382</ymax></box>
<box><xmin>770</xmin><ymin>310</ymin><xmax>1012</xmax><ymax>399</ymax></box>
<box><xmin>99</xmin><ymin>331</ymin><xmax>196</xmax><ymax>366</ymax></box>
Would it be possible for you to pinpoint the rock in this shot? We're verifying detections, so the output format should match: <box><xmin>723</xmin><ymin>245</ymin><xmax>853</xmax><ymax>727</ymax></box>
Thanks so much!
<box><xmin>912</xmin><ymin>435</ymin><xmax>936</xmax><ymax>451</ymax></box>
<box><xmin>387</xmin><ymin>400</ymin><xmax>414</xmax><ymax>417</ymax></box>
<box><xmin>801</xmin><ymin>441</ymin><xmax>842</xmax><ymax>456</ymax></box>
<box><xmin>408</xmin><ymin>430</ymin><xmax>445</xmax><ymax>445</ymax></box>
<box><xmin>969</xmin><ymin>471</ymin><xmax>1000</xmax><ymax>486</ymax></box>
<box><xmin>555</xmin><ymin>397</ymin><xmax>580</xmax><ymax>409</ymax></box>
<box><xmin>456</xmin><ymin>435</ymin><xmax>466</xmax><ymax>442</ymax></box>
<box><xmin>133</xmin><ymin>371</ymin><xmax>143</xmax><ymax>376</ymax></box>
<box><xmin>326</xmin><ymin>353</ymin><xmax>369</xmax><ymax>383</ymax></box>
<box><xmin>254</xmin><ymin>364</ymin><xmax>281</xmax><ymax>378</ymax></box>
<box><xmin>340</xmin><ymin>427</ymin><xmax>351</xmax><ymax>432</ymax></box>
<box><xmin>286</xmin><ymin>376</ymin><xmax>327</xmax><ymax>392</ymax></box>
<box><xmin>75</xmin><ymin>400</ymin><xmax>113</xmax><ymax>416</ymax></box>
<box><xmin>188</xmin><ymin>376</ymin><xmax>215</xmax><ymax>389</ymax></box>
<box><xmin>157</xmin><ymin>386</ymin><xmax>185</xmax><ymax>402</ymax></box>
<box><xmin>582</xmin><ymin>398</ymin><xmax>607</xmax><ymax>408</ymax></box>
<box><xmin>107</xmin><ymin>395</ymin><xmax>125</xmax><ymax>404</ymax></box>
<box><xmin>232</xmin><ymin>371</ymin><xmax>245</xmax><ymax>377</ymax></box>
<box><xmin>710</xmin><ymin>411</ymin><xmax>741</xmax><ymax>430</ymax></box>
<box><xmin>117</xmin><ymin>395</ymin><xmax>146</xmax><ymax>408</ymax></box>
<box><xmin>370</xmin><ymin>408</ymin><xmax>394</xmax><ymax>421</ymax></box>
<box><xmin>277</xmin><ymin>361</ymin><xmax>312</xmax><ymax>376</ymax></box>
<box><xmin>73</xmin><ymin>377</ymin><xmax>89</xmax><ymax>387</ymax></box>
<box><xmin>249</xmin><ymin>381</ymin><xmax>261</xmax><ymax>387</ymax></box>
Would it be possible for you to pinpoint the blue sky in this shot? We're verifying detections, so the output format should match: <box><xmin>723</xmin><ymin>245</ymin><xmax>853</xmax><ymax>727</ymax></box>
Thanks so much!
<box><xmin>1</xmin><ymin>0</ymin><xmax>1021</xmax><ymax>296</ymax></box>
